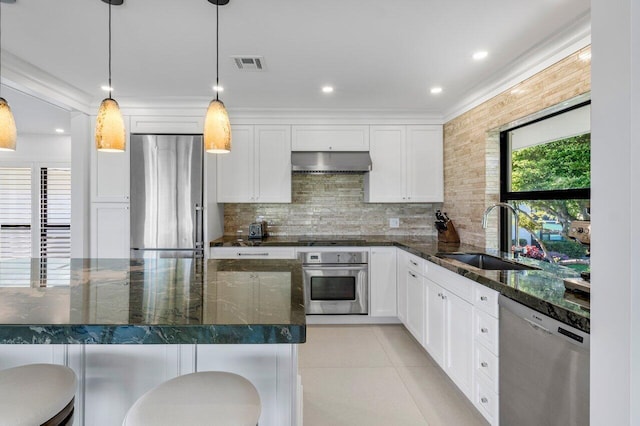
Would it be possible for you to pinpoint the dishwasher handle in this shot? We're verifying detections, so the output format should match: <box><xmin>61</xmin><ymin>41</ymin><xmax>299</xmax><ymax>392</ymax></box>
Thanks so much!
<box><xmin>499</xmin><ymin>294</ymin><xmax>589</xmax><ymax>348</ymax></box>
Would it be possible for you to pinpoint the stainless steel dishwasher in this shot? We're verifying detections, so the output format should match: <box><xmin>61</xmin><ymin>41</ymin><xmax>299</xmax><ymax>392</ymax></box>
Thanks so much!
<box><xmin>499</xmin><ymin>295</ymin><xmax>589</xmax><ymax>425</ymax></box>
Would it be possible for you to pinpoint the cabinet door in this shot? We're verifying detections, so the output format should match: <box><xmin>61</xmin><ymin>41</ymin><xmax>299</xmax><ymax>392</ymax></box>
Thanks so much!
<box><xmin>91</xmin><ymin>116</ymin><xmax>131</xmax><ymax>202</ymax></box>
<box><xmin>370</xmin><ymin>247</ymin><xmax>397</xmax><ymax>317</ymax></box>
<box><xmin>405</xmin><ymin>269</ymin><xmax>425</xmax><ymax>345</ymax></box>
<box><xmin>291</xmin><ymin>125</ymin><xmax>369</xmax><ymax>151</ymax></box>
<box><xmin>406</xmin><ymin>126</ymin><xmax>443</xmax><ymax>202</ymax></box>
<box><xmin>396</xmin><ymin>250</ymin><xmax>408</xmax><ymax>323</ymax></box>
<box><xmin>90</xmin><ymin>203</ymin><xmax>130</xmax><ymax>258</ymax></box>
<box><xmin>444</xmin><ymin>290</ymin><xmax>474</xmax><ymax>397</ymax></box>
<box><xmin>254</xmin><ymin>126</ymin><xmax>292</xmax><ymax>203</ymax></box>
<box><xmin>217</xmin><ymin>126</ymin><xmax>254</xmax><ymax>202</ymax></box>
<box><xmin>365</xmin><ymin>126</ymin><xmax>405</xmax><ymax>202</ymax></box>
<box><xmin>425</xmin><ymin>278</ymin><xmax>445</xmax><ymax>367</ymax></box>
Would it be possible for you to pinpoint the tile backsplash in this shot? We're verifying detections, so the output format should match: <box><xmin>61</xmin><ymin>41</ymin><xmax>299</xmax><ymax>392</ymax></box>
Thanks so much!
<box><xmin>224</xmin><ymin>174</ymin><xmax>442</xmax><ymax>236</ymax></box>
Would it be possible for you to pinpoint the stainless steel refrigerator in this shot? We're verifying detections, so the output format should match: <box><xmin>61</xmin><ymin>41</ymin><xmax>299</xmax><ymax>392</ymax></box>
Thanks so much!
<box><xmin>130</xmin><ymin>134</ymin><xmax>204</xmax><ymax>258</ymax></box>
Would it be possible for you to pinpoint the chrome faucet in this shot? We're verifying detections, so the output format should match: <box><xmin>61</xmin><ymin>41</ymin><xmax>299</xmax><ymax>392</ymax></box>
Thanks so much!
<box><xmin>482</xmin><ymin>202</ymin><xmax>522</xmax><ymax>255</ymax></box>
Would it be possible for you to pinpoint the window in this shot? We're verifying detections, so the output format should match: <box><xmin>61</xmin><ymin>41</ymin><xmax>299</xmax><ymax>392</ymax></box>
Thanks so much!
<box><xmin>500</xmin><ymin>101</ymin><xmax>590</xmax><ymax>272</ymax></box>
<box><xmin>0</xmin><ymin>165</ymin><xmax>71</xmax><ymax>286</ymax></box>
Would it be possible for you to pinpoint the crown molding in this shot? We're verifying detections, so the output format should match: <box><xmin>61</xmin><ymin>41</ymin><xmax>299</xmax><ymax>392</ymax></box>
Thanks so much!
<box><xmin>442</xmin><ymin>11</ymin><xmax>591</xmax><ymax>123</ymax></box>
<box><xmin>1</xmin><ymin>50</ymin><xmax>94</xmax><ymax>113</ymax></box>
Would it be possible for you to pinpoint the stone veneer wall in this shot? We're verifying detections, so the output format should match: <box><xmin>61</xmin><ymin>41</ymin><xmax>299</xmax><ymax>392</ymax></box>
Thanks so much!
<box><xmin>224</xmin><ymin>174</ymin><xmax>442</xmax><ymax>236</ymax></box>
<box><xmin>443</xmin><ymin>46</ymin><xmax>591</xmax><ymax>248</ymax></box>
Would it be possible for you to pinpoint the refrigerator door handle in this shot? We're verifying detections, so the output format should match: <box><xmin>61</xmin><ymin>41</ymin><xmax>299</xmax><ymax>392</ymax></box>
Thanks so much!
<box><xmin>195</xmin><ymin>204</ymin><xmax>204</xmax><ymax>249</ymax></box>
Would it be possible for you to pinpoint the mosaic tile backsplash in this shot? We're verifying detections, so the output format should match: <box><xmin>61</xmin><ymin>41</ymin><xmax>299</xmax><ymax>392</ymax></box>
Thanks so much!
<box><xmin>224</xmin><ymin>174</ymin><xmax>442</xmax><ymax>236</ymax></box>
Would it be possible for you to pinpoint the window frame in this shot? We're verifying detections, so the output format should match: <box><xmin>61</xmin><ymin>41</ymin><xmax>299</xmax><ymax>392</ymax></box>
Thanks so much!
<box><xmin>499</xmin><ymin>100</ymin><xmax>591</xmax><ymax>252</ymax></box>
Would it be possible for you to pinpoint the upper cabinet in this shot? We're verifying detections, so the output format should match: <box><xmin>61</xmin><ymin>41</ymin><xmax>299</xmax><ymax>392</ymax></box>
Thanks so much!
<box><xmin>365</xmin><ymin>125</ymin><xmax>443</xmax><ymax>203</ymax></box>
<box><xmin>217</xmin><ymin>125</ymin><xmax>291</xmax><ymax>203</ymax></box>
<box><xmin>91</xmin><ymin>116</ymin><xmax>131</xmax><ymax>203</ymax></box>
<box><xmin>292</xmin><ymin>125</ymin><xmax>369</xmax><ymax>151</ymax></box>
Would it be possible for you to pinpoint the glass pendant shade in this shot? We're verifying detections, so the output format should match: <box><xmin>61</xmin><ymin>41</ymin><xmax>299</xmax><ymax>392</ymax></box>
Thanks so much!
<box><xmin>204</xmin><ymin>99</ymin><xmax>231</xmax><ymax>153</ymax></box>
<box><xmin>95</xmin><ymin>98</ymin><xmax>126</xmax><ymax>152</ymax></box>
<box><xmin>0</xmin><ymin>97</ymin><xmax>17</xmax><ymax>152</ymax></box>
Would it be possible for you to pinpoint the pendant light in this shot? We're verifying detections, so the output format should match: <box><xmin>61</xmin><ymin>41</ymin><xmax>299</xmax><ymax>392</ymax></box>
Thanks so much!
<box><xmin>95</xmin><ymin>0</ymin><xmax>125</xmax><ymax>152</ymax></box>
<box><xmin>204</xmin><ymin>0</ymin><xmax>231</xmax><ymax>154</ymax></box>
<box><xmin>0</xmin><ymin>0</ymin><xmax>17</xmax><ymax>152</ymax></box>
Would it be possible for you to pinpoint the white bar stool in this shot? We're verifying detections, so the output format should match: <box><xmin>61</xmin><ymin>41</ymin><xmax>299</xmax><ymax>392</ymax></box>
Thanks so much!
<box><xmin>0</xmin><ymin>363</ymin><xmax>77</xmax><ymax>426</ymax></box>
<box><xmin>123</xmin><ymin>371</ymin><xmax>261</xmax><ymax>426</ymax></box>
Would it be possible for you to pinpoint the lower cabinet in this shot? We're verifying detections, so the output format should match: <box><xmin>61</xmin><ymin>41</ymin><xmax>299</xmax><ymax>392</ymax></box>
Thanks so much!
<box><xmin>90</xmin><ymin>203</ymin><xmax>130</xmax><ymax>258</ymax></box>
<box><xmin>396</xmin><ymin>249</ymin><xmax>408</xmax><ymax>323</ymax></box>
<box><xmin>370</xmin><ymin>247</ymin><xmax>397</xmax><ymax>317</ymax></box>
<box><xmin>424</xmin><ymin>277</ymin><xmax>473</xmax><ymax>397</ymax></box>
<box><xmin>405</xmin><ymin>268</ymin><xmax>425</xmax><ymax>345</ymax></box>
<box><xmin>210</xmin><ymin>247</ymin><xmax>297</xmax><ymax>259</ymax></box>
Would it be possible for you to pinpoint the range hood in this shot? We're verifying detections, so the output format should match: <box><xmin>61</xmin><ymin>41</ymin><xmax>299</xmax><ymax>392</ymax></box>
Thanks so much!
<box><xmin>291</xmin><ymin>151</ymin><xmax>372</xmax><ymax>173</ymax></box>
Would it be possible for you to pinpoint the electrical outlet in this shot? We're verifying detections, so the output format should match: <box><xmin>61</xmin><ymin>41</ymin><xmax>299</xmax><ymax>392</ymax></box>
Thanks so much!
<box><xmin>389</xmin><ymin>218</ymin><xmax>400</xmax><ymax>228</ymax></box>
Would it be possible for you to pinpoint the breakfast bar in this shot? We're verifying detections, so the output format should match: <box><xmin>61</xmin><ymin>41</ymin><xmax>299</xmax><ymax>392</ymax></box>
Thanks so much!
<box><xmin>0</xmin><ymin>258</ymin><xmax>305</xmax><ymax>426</ymax></box>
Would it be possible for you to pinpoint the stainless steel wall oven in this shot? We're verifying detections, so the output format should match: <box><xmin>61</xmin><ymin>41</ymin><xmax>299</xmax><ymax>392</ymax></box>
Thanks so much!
<box><xmin>301</xmin><ymin>251</ymin><xmax>368</xmax><ymax>315</ymax></box>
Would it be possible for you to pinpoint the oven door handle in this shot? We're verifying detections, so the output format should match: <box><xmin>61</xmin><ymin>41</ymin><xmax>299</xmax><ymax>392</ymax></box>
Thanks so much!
<box><xmin>302</xmin><ymin>265</ymin><xmax>368</xmax><ymax>271</ymax></box>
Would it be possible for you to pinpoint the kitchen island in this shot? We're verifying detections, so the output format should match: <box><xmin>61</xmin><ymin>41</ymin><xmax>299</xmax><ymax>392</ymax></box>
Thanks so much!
<box><xmin>0</xmin><ymin>258</ymin><xmax>305</xmax><ymax>426</ymax></box>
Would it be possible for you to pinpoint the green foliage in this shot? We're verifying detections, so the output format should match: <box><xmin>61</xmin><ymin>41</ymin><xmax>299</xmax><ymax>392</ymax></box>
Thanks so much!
<box><xmin>544</xmin><ymin>240</ymin><xmax>589</xmax><ymax>258</ymax></box>
<box><xmin>511</xmin><ymin>134</ymin><xmax>591</xmax><ymax>192</ymax></box>
<box><xmin>510</xmin><ymin>133</ymin><xmax>591</xmax><ymax>235</ymax></box>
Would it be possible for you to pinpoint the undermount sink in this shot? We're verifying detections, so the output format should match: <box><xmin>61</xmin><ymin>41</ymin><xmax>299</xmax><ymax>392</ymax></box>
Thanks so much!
<box><xmin>436</xmin><ymin>252</ymin><xmax>539</xmax><ymax>271</ymax></box>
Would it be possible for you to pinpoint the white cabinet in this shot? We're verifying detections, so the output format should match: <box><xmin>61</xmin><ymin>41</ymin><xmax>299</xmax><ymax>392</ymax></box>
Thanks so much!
<box><xmin>423</xmin><ymin>261</ymin><xmax>474</xmax><ymax>398</ymax></box>
<box><xmin>91</xmin><ymin>116</ymin><xmax>130</xmax><ymax>203</ymax></box>
<box><xmin>405</xmin><ymin>267</ymin><xmax>425</xmax><ymax>345</ymax></box>
<box><xmin>365</xmin><ymin>125</ymin><xmax>443</xmax><ymax>203</ymax></box>
<box><xmin>217</xmin><ymin>125</ymin><xmax>291</xmax><ymax>203</ymax></box>
<box><xmin>292</xmin><ymin>125</ymin><xmax>369</xmax><ymax>151</ymax></box>
<box><xmin>396</xmin><ymin>250</ymin><xmax>408</xmax><ymax>323</ymax></box>
<box><xmin>370</xmin><ymin>247</ymin><xmax>397</xmax><ymax>317</ymax></box>
<box><xmin>90</xmin><ymin>203</ymin><xmax>130</xmax><ymax>258</ymax></box>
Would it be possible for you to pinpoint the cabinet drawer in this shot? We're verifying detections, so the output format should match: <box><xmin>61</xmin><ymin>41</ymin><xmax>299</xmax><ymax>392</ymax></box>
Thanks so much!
<box><xmin>474</xmin><ymin>284</ymin><xmax>499</xmax><ymax>318</ymax></box>
<box><xmin>210</xmin><ymin>247</ymin><xmax>296</xmax><ymax>259</ymax></box>
<box><xmin>425</xmin><ymin>260</ymin><xmax>473</xmax><ymax>303</ymax></box>
<box><xmin>404</xmin><ymin>253</ymin><xmax>425</xmax><ymax>273</ymax></box>
<box><xmin>474</xmin><ymin>309</ymin><xmax>499</xmax><ymax>354</ymax></box>
<box><xmin>475</xmin><ymin>343</ymin><xmax>499</xmax><ymax>393</ymax></box>
<box><xmin>474</xmin><ymin>374</ymin><xmax>499</xmax><ymax>425</ymax></box>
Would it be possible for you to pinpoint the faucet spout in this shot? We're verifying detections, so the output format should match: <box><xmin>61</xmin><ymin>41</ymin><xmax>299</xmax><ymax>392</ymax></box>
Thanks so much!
<box><xmin>482</xmin><ymin>202</ymin><xmax>521</xmax><ymax>253</ymax></box>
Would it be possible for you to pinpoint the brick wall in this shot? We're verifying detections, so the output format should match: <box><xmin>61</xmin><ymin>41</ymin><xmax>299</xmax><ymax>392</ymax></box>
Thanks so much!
<box><xmin>443</xmin><ymin>46</ymin><xmax>591</xmax><ymax>248</ymax></box>
<box><xmin>224</xmin><ymin>174</ymin><xmax>442</xmax><ymax>236</ymax></box>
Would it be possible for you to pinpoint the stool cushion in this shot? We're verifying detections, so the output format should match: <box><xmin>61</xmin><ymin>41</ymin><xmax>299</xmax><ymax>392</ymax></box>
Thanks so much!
<box><xmin>0</xmin><ymin>363</ymin><xmax>77</xmax><ymax>426</ymax></box>
<box><xmin>123</xmin><ymin>371</ymin><xmax>261</xmax><ymax>426</ymax></box>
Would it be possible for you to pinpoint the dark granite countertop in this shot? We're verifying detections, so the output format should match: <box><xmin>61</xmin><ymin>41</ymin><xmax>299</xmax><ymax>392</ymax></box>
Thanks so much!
<box><xmin>212</xmin><ymin>235</ymin><xmax>590</xmax><ymax>333</ymax></box>
<box><xmin>0</xmin><ymin>258</ymin><xmax>305</xmax><ymax>345</ymax></box>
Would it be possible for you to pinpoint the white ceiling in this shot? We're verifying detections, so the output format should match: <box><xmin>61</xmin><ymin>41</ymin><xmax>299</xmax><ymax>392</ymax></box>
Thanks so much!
<box><xmin>0</xmin><ymin>0</ymin><xmax>590</xmax><ymax>134</ymax></box>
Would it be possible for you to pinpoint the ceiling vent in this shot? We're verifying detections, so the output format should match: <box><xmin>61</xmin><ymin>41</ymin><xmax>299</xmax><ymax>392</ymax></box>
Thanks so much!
<box><xmin>231</xmin><ymin>56</ymin><xmax>265</xmax><ymax>71</ymax></box>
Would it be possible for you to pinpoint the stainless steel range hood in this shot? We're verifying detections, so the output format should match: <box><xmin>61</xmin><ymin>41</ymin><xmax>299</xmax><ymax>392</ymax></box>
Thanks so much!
<box><xmin>291</xmin><ymin>151</ymin><xmax>372</xmax><ymax>173</ymax></box>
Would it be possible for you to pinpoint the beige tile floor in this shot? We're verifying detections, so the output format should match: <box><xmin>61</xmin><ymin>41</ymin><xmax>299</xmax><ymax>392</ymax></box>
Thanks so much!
<box><xmin>299</xmin><ymin>324</ymin><xmax>489</xmax><ymax>426</ymax></box>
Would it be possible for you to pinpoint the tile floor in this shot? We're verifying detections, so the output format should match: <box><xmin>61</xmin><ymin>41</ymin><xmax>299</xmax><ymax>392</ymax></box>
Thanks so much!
<box><xmin>299</xmin><ymin>324</ymin><xmax>489</xmax><ymax>426</ymax></box>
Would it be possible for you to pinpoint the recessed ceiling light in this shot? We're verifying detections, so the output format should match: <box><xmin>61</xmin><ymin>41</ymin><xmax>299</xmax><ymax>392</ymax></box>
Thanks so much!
<box><xmin>213</xmin><ymin>85</ymin><xmax>224</xmax><ymax>93</ymax></box>
<box><xmin>55</xmin><ymin>128</ymin><xmax>65</xmax><ymax>134</ymax></box>
<box><xmin>430</xmin><ymin>87</ymin><xmax>443</xmax><ymax>94</ymax></box>
<box><xmin>322</xmin><ymin>86</ymin><xmax>334</xmax><ymax>94</ymax></box>
<box><xmin>101</xmin><ymin>85</ymin><xmax>114</xmax><ymax>92</ymax></box>
<box><xmin>473</xmin><ymin>51</ymin><xmax>489</xmax><ymax>60</ymax></box>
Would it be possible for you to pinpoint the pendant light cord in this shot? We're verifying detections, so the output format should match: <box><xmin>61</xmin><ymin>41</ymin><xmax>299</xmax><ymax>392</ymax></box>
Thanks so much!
<box><xmin>215</xmin><ymin>2</ymin><xmax>219</xmax><ymax>102</ymax></box>
<box><xmin>108</xmin><ymin>0</ymin><xmax>113</xmax><ymax>100</ymax></box>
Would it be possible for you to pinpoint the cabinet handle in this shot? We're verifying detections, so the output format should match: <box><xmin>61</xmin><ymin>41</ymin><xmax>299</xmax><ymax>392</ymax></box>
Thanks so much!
<box><xmin>437</xmin><ymin>292</ymin><xmax>442</xmax><ymax>297</ymax></box>
<box><xmin>237</xmin><ymin>252</ymin><xmax>269</xmax><ymax>257</ymax></box>
<box><xmin>480</xmin><ymin>296</ymin><xmax>488</xmax><ymax>301</ymax></box>
<box><xmin>481</xmin><ymin>362</ymin><xmax>488</xmax><ymax>368</ymax></box>
<box><xmin>481</xmin><ymin>327</ymin><xmax>489</xmax><ymax>333</ymax></box>
<box><xmin>481</xmin><ymin>397</ymin><xmax>488</xmax><ymax>404</ymax></box>
<box><xmin>442</xmin><ymin>294</ymin><xmax>447</xmax><ymax>300</ymax></box>
<box><xmin>409</xmin><ymin>272</ymin><xmax>417</xmax><ymax>278</ymax></box>
<box><xmin>410</xmin><ymin>260</ymin><xmax>418</xmax><ymax>266</ymax></box>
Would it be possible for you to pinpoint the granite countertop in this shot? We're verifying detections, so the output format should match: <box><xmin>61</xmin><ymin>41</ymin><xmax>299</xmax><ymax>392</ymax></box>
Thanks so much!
<box><xmin>212</xmin><ymin>235</ymin><xmax>590</xmax><ymax>333</ymax></box>
<box><xmin>0</xmin><ymin>258</ymin><xmax>305</xmax><ymax>345</ymax></box>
